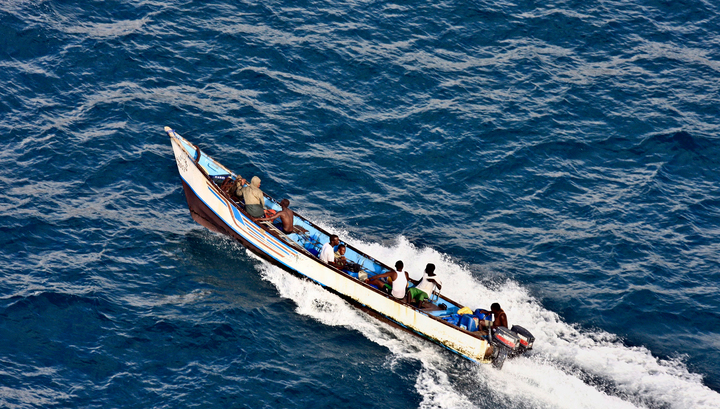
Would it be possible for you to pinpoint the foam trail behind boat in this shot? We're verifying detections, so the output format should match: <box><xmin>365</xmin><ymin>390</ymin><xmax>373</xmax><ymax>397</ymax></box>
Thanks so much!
<box><xmin>250</xmin><ymin>229</ymin><xmax>720</xmax><ymax>409</ymax></box>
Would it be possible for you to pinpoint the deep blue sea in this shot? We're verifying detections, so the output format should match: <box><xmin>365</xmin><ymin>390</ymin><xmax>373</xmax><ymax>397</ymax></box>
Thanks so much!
<box><xmin>2</xmin><ymin>0</ymin><xmax>720</xmax><ymax>408</ymax></box>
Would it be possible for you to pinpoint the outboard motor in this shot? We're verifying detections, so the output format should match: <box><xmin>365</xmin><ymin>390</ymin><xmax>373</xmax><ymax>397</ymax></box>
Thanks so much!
<box><xmin>510</xmin><ymin>325</ymin><xmax>535</xmax><ymax>357</ymax></box>
<box><xmin>489</xmin><ymin>326</ymin><xmax>520</xmax><ymax>370</ymax></box>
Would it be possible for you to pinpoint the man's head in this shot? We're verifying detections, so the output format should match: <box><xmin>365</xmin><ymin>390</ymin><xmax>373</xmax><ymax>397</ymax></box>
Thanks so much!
<box><xmin>491</xmin><ymin>303</ymin><xmax>501</xmax><ymax>312</ymax></box>
<box><xmin>280</xmin><ymin>199</ymin><xmax>290</xmax><ymax>208</ymax></box>
<box><xmin>395</xmin><ymin>260</ymin><xmax>404</xmax><ymax>270</ymax></box>
<box><xmin>330</xmin><ymin>234</ymin><xmax>340</xmax><ymax>246</ymax></box>
<box><xmin>251</xmin><ymin>176</ymin><xmax>261</xmax><ymax>187</ymax></box>
<box><xmin>425</xmin><ymin>263</ymin><xmax>436</xmax><ymax>276</ymax></box>
<box><xmin>337</xmin><ymin>244</ymin><xmax>346</xmax><ymax>255</ymax></box>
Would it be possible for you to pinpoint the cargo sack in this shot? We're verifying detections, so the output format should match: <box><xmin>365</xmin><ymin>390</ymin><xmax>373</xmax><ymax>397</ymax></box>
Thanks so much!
<box><xmin>457</xmin><ymin>306</ymin><xmax>473</xmax><ymax>315</ymax></box>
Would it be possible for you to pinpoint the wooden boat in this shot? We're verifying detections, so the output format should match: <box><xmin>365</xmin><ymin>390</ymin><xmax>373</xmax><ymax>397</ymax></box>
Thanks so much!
<box><xmin>166</xmin><ymin>126</ymin><xmax>534</xmax><ymax>368</ymax></box>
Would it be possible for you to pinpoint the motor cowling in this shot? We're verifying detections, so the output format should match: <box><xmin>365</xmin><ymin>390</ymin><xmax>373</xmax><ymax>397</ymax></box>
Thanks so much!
<box><xmin>489</xmin><ymin>325</ymin><xmax>537</xmax><ymax>369</ymax></box>
<box><xmin>510</xmin><ymin>325</ymin><xmax>535</xmax><ymax>354</ymax></box>
<box><xmin>489</xmin><ymin>327</ymin><xmax>520</xmax><ymax>370</ymax></box>
<box><xmin>491</xmin><ymin>326</ymin><xmax>521</xmax><ymax>351</ymax></box>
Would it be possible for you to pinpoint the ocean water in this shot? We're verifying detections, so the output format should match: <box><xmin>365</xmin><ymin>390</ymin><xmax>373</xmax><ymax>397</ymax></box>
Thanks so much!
<box><xmin>1</xmin><ymin>0</ymin><xmax>719</xmax><ymax>408</ymax></box>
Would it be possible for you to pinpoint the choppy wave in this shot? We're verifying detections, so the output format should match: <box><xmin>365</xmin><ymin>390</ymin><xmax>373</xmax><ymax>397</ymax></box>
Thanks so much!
<box><xmin>2</xmin><ymin>0</ymin><xmax>720</xmax><ymax>407</ymax></box>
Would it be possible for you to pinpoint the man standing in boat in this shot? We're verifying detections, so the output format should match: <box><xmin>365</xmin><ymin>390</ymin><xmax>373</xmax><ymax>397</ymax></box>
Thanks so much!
<box><xmin>256</xmin><ymin>199</ymin><xmax>294</xmax><ymax>234</ymax></box>
<box><xmin>240</xmin><ymin>176</ymin><xmax>266</xmax><ymax>218</ymax></box>
<box><xmin>407</xmin><ymin>263</ymin><xmax>442</xmax><ymax>308</ymax></box>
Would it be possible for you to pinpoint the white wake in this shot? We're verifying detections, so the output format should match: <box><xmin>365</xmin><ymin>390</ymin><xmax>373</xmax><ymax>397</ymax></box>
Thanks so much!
<box><xmin>250</xmin><ymin>231</ymin><xmax>720</xmax><ymax>409</ymax></box>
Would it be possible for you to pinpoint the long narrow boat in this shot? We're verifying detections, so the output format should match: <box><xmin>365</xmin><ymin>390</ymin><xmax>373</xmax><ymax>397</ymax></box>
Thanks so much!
<box><xmin>166</xmin><ymin>126</ymin><xmax>534</xmax><ymax>369</ymax></box>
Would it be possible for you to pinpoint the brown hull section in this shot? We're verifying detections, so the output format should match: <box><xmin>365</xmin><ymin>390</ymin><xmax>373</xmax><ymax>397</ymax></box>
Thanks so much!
<box><xmin>181</xmin><ymin>179</ymin><xmax>280</xmax><ymax>268</ymax></box>
<box><xmin>182</xmin><ymin>180</ymin><xmax>226</xmax><ymax>235</ymax></box>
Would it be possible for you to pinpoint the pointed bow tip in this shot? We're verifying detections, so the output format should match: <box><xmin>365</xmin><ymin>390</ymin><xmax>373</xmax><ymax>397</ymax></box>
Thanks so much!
<box><xmin>164</xmin><ymin>126</ymin><xmax>172</xmax><ymax>133</ymax></box>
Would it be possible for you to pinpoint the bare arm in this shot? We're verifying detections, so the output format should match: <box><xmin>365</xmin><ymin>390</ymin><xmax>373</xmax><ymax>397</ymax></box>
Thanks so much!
<box><xmin>256</xmin><ymin>212</ymin><xmax>281</xmax><ymax>222</ymax></box>
<box><xmin>408</xmin><ymin>273</ymin><xmax>420</xmax><ymax>285</ymax></box>
<box><xmin>370</xmin><ymin>271</ymin><xmax>394</xmax><ymax>280</ymax></box>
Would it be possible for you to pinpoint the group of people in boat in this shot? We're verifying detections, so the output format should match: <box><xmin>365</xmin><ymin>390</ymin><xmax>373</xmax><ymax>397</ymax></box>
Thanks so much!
<box><xmin>229</xmin><ymin>175</ymin><xmax>294</xmax><ymax>234</ymax></box>
<box><xmin>364</xmin><ymin>260</ymin><xmax>442</xmax><ymax>307</ymax></box>
<box><xmin>227</xmin><ymin>174</ymin><xmax>509</xmax><ymax>332</ymax></box>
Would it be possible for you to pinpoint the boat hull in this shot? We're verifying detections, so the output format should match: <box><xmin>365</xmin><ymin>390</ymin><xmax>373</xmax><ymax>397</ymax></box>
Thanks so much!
<box><xmin>168</xmin><ymin>128</ymin><xmax>492</xmax><ymax>363</ymax></box>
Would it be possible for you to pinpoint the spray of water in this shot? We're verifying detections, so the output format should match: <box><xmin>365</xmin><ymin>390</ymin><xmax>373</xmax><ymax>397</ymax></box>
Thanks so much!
<box><xmin>248</xmin><ymin>229</ymin><xmax>720</xmax><ymax>409</ymax></box>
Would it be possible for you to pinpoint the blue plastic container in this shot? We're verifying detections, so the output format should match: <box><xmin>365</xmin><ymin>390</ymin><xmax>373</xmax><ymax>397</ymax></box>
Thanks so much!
<box><xmin>441</xmin><ymin>314</ymin><xmax>460</xmax><ymax>326</ymax></box>
<box><xmin>474</xmin><ymin>312</ymin><xmax>490</xmax><ymax>321</ymax></box>
<box><xmin>459</xmin><ymin>314</ymin><xmax>479</xmax><ymax>332</ymax></box>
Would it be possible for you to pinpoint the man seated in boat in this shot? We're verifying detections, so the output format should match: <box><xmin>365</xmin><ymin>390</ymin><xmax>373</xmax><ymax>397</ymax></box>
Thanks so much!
<box><xmin>364</xmin><ymin>261</ymin><xmax>409</xmax><ymax>300</ymax></box>
<box><xmin>255</xmin><ymin>199</ymin><xmax>294</xmax><ymax>234</ymax></box>
<box><xmin>332</xmin><ymin>244</ymin><xmax>347</xmax><ymax>269</ymax></box>
<box><xmin>477</xmin><ymin>303</ymin><xmax>508</xmax><ymax>329</ymax></box>
<box><xmin>319</xmin><ymin>235</ymin><xmax>340</xmax><ymax>264</ymax></box>
<box><xmin>332</xmin><ymin>245</ymin><xmax>364</xmax><ymax>275</ymax></box>
<box><xmin>240</xmin><ymin>176</ymin><xmax>266</xmax><ymax>219</ymax></box>
<box><xmin>406</xmin><ymin>263</ymin><xmax>442</xmax><ymax>308</ymax></box>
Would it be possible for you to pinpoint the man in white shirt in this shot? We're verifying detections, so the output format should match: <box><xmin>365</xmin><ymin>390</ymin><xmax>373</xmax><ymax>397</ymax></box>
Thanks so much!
<box><xmin>365</xmin><ymin>260</ymin><xmax>409</xmax><ymax>300</ymax></box>
<box><xmin>319</xmin><ymin>234</ymin><xmax>340</xmax><ymax>264</ymax></box>
<box><xmin>407</xmin><ymin>263</ymin><xmax>442</xmax><ymax>307</ymax></box>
